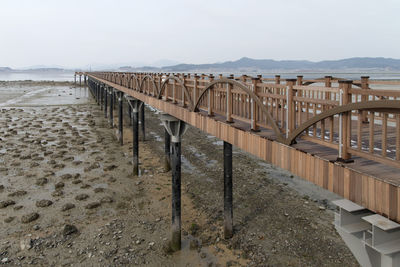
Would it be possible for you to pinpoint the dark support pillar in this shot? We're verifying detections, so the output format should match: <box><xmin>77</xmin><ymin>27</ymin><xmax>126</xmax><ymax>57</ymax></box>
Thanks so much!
<box><xmin>132</xmin><ymin>107</ymin><xmax>139</xmax><ymax>175</ymax></box>
<box><xmin>160</xmin><ymin>114</ymin><xmax>188</xmax><ymax>252</ymax></box>
<box><xmin>97</xmin><ymin>84</ymin><xmax>100</xmax><ymax>105</ymax></box>
<box><xmin>79</xmin><ymin>75</ymin><xmax>82</xmax><ymax>87</ymax></box>
<box><xmin>104</xmin><ymin>87</ymin><xmax>108</xmax><ymax>118</ymax></box>
<box><xmin>109</xmin><ymin>89</ymin><xmax>114</xmax><ymax>127</ymax></box>
<box><xmin>118</xmin><ymin>92</ymin><xmax>123</xmax><ymax>145</ymax></box>
<box><xmin>126</xmin><ymin>96</ymin><xmax>142</xmax><ymax>176</ymax></box>
<box><xmin>140</xmin><ymin>103</ymin><xmax>145</xmax><ymax>141</ymax></box>
<box><xmin>224</xmin><ymin>141</ymin><xmax>233</xmax><ymax>239</ymax></box>
<box><xmin>171</xmin><ymin>141</ymin><xmax>181</xmax><ymax>251</ymax></box>
<box><xmin>128</xmin><ymin>105</ymin><xmax>132</xmax><ymax>126</ymax></box>
<box><xmin>101</xmin><ymin>85</ymin><xmax>104</xmax><ymax>106</ymax></box>
<box><xmin>164</xmin><ymin>129</ymin><xmax>171</xmax><ymax>171</ymax></box>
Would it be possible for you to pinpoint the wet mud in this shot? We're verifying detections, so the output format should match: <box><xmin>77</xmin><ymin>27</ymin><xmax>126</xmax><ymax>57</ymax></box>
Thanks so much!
<box><xmin>0</xmin><ymin>82</ymin><xmax>358</xmax><ymax>266</ymax></box>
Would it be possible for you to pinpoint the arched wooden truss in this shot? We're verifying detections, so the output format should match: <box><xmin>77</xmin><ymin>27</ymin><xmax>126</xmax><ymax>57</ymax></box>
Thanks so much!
<box><xmin>194</xmin><ymin>78</ymin><xmax>285</xmax><ymax>142</ymax></box>
<box><xmin>157</xmin><ymin>75</ymin><xmax>195</xmax><ymax>110</ymax></box>
<box><xmin>286</xmin><ymin>100</ymin><xmax>400</xmax><ymax>145</ymax></box>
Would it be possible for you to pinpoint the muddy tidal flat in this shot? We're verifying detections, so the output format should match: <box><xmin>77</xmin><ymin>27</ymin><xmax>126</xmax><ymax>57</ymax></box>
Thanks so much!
<box><xmin>0</xmin><ymin>81</ymin><xmax>358</xmax><ymax>266</ymax></box>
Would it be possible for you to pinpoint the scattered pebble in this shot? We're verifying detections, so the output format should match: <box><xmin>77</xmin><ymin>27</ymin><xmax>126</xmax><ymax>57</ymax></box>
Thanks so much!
<box><xmin>63</xmin><ymin>224</ymin><xmax>78</xmax><ymax>236</ymax></box>
<box><xmin>35</xmin><ymin>177</ymin><xmax>48</xmax><ymax>186</ymax></box>
<box><xmin>0</xmin><ymin>199</ymin><xmax>16</xmax><ymax>208</ymax></box>
<box><xmin>36</xmin><ymin>199</ymin><xmax>53</xmax><ymax>207</ymax></box>
<box><xmin>61</xmin><ymin>203</ymin><xmax>75</xmax><ymax>211</ymax></box>
<box><xmin>75</xmin><ymin>194</ymin><xmax>89</xmax><ymax>201</ymax></box>
<box><xmin>21</xmin><ymin>212</ymin><xmax>39</xmax><ymax>223</ymax></box>
<box><xmin>85</xmin><ymin>202</ymin><xmax>101</xmax><ymax>209</ymax></box>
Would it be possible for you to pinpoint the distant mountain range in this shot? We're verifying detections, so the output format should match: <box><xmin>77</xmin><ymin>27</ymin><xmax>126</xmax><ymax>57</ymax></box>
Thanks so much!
<box><xmin>2</xmin><ymin>57</ymin><xmax>400</xmax><ymax>73</ymax></box>
<box><xmin>119</xmin><ymin>57</ymin><xmax>400</xmax><ymax>72</ymax></box>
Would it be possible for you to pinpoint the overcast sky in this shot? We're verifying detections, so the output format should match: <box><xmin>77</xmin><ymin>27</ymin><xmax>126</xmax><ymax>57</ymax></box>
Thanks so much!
<box><xmin>1</xmin><ymin>0</ymin><xmax>399</xmax><ymax>69</ymax></box>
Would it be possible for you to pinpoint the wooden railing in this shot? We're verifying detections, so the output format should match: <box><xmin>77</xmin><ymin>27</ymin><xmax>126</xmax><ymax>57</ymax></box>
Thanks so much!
<box><xmin>87</xmin><ymin>72</ymin><xmax>400</xmax><ymax>168</ymax></box>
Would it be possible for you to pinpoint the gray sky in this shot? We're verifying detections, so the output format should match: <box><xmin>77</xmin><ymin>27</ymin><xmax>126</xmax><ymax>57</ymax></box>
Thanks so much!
<box><xmin>1</xmin><ymin>0</ymin><xmax>399</xmax><ymax>69</ymax></box>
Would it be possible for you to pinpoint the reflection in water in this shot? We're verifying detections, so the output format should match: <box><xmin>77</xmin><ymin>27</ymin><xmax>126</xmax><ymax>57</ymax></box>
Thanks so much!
<box><xmin>0</xmin><ymin>72</ymin><xmax>75</xmax><ymax>81</ymax></box>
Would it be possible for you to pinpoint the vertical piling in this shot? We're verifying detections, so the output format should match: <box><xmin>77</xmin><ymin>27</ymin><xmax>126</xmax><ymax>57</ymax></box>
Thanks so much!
<box><xmin>171</xmin><ymin>140</ymin><xmax>181</xmax><ymax>251</ymax></box>
<box><xmin>118</xmin><ymin>92</ymin><xmax>123</xmax><ymax>145</ymax></box>
<box><xmin>164</xmin><ymin>129</ymin><xmax>171</xmax><ymax>171</ymax></box>
<box><xmin>223</xmin><ymin>141</ymin><xmax>233</xmax><ymax>239</ymax></box>
<box><xmin>160</xmin><ymin>115</ymin><xmax>188</xmax><ymax>252</ymax></box>
<box><xmin>140</xmin><ymin>103</ymin><xmax>145</xmax><ymax>141</ymax></box>
<box><xmin>126</xmin><ymin>97</ymin><xmax>141</xmax><ymax>176</ymax></box>
<box><xmin>132</xmin><ymin>107</ymin><xmax>139</xmax><ymax>176</ymax></box>
<box><xmin>104</xmin><ymin>87</ymin><xmax>108</xmax><ymax>118</ymax></box>
<box><xmin>109</xmin><ymin>89</ymin><xmax>114</xmax><ymax>127</ymax></box>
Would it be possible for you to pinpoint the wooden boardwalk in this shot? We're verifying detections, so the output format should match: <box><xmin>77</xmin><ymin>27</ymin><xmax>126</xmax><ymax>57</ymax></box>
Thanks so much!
<box><xmin>83</xmin><ymin>72</ymin><xmax>400</xmax><ymax>223</ymax></box>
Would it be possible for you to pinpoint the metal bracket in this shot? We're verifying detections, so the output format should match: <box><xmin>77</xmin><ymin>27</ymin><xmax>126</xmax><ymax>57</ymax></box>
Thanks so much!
<box><xmin>333</xmin><ymin>199</ymin><xmax>400</xmax><ymax>267</ymax></box>
<box><xmin>125</xmin><ymin>96</ymin><xmax>143</xmax><ymax>113</ymax></box>
<box><xmin>160</xmin><ymin>113</ymin><xmax>188</xmax><ymax>143</ymax></box>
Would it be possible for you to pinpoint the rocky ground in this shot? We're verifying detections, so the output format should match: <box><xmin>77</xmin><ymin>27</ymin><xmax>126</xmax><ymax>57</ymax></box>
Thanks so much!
<box><xmin>0</xmin><ymin>82</ymin><xmax>359</xmax><ymax>266</ymax></box>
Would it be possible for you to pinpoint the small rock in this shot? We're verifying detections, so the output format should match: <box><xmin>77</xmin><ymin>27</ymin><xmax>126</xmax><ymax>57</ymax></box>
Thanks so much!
<box><xmin>55</xmin><ymin>182</ymin><xmax>65</xmax><ymax>189</ymax></box>
<box><xmin>63</xmin><ymin>224</ymin><xmax>78</xmax><ymax>236</ymax></box>
<box><xmin>94</xmin><ymin>187</ymin><xmax>104</xmax><ymax>193</ymax></box>
<box><xmin>20</xmin><ymin>238</ymin><xmax>32</xmax><ymax>250</ymax></box>
<box><xmin>319</xmin><ymin>206</ymin><xmax>326</xmax><ymax>211</ymax></box>
<box><xmin>85</xmin><ymin>202</ymin><xmax>101</xmax><ymax>209</ymax></box>
<box><xmin>52</xmin><ymin>190</ymin><xmax>64</xmax><ymax>197</ymax></box>
<box><xmin>8</xmin><ymin>190</ymin><xmax>27</xmax><ymax>197</ymax></box>
<box><xmin>33</xmin><ymin>224</ymin><xmax>40</xmax><ymax>231</ymax></box>
<box><xmin>0</xmin><ymin>200</ymin><xmax>16</xmax><ymax>208</ymax></box>
<box><xmin>4</xmin><ymin>216</ymin><xmax>15</xmax><ymax>223</ymax></box>
<box><xmin>75</xmin><ymin>194</ymin><xmax>89</xmax><ymax>201</ymax></box>
<box><xmin>35</xmin><ymin>178</ymin><xmax>48</xmax><ymax>186</ymax></box>
<box><xmin>72</xmin><ymin>179</ymin><xmax>82</xmax><ymax>184</ymax></box>
<box><xmin>13</xmin><ymin>205</ymin><xmax>23</xmax><ymax>210</ymax></box>
<box><xmin>61</xmin><ymin>203</ymin><xmax>75</xmax><ymax>211</ymax></box>
<box><xmin>100</xmin><ymin>196</ymin><xmax>113</xmax><ymax>203</ymax></box>
<box><xmin>1</xmin><ymin>258</ymin><xmax>9</xmax><ymax>263</ymax></box>
<box><xmin>60</xmin><ymin>173</ymin><xmax>72</xmax><ymax>180</ymax></box>
<box><xmin>21</xmin><ymin>212</ymin><xmax>39</xmax><ymax>223</ymax></box>
<box><xmin>36</xmin><ymin>199</ymin><xmax>53</xmax><ymax>207</ymax></box>
<box><xmin>104</xmin><ymin>165</ymin><xmax>117</xmax><ymax>171</ymax></box>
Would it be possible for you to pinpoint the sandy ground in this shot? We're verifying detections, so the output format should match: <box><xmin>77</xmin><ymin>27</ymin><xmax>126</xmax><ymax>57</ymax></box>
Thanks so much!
<box><xmin>0</xmin><ymin>82</ymin><xmax>359</xmax><ymax>266</ymax></box>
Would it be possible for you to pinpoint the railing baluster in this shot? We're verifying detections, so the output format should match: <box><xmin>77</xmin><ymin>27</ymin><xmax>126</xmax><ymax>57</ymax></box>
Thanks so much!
<box><xmin>382</xmin><ymin>113</ymin><xmax>388</xmax><ymax>157</ymax></box>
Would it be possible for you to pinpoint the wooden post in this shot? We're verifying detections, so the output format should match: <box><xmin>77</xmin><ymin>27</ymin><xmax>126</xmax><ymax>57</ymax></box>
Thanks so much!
<box><xmin>182</xmin><ymin>75</ymin><xmax>186</xmax><ymax>107</ymax></box>
<box><xmin>226</xmin><ymin>76</ymin><xmax>233</xmax><ymax>123</ymax></box>
<box><xmin>325</xmin><ymin>76</ymin><xmax>333</xmax><ymax>142</ymax></box>
<box><xmin>285</xmin><ymin>79</ymin><xmax>296</xmax><ymax>137</ymax></box>
<box><xmin>208</xmin><ymin>75</ymin><xmax>214</xmax><ymax>116</ymax></box>
<box><xmin>361</xmin><ymin>76</ymin><xmax>369</xmax><ymax>123</ymax></box>
<box><xmin>338</xmin><ymin>80</ymin><xmax>353</xmax><ymax>162</ymax></box>
<box><xmin>224</xmin><ymin>141</ymin><xmax>233</xmax><ymax>239</ymax></box>
<box><xmin>193</xmin><ymin>75</ymin><xmax>199</xmax><ymax>107</ymax></box>
<box><xmin>172</xmin><ymin>76</ymin><xmax>176</xmax><ymax>104</ymax></box>
<box><xmin>251</xmin><ymin>77</ymin><xmax>260</xmax><ymax>131</ymax></box>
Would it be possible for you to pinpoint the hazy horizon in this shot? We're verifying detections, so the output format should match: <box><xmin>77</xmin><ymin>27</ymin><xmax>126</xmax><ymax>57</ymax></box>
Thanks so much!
<box><xmin>1</xmin><ymin>0</ymin><xmax>399</xmax><ymax>69</ymax></box>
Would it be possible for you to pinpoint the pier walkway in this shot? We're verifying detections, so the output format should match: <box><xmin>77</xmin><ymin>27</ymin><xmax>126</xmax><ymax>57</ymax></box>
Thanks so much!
<box><xmin>79</xmin><ymin>71</ymin><xmax>400</xmax><ymax>266</ymax></box>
